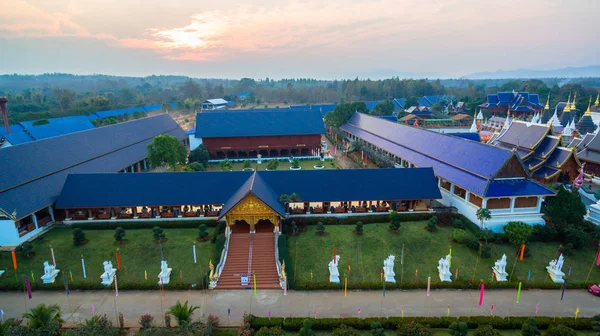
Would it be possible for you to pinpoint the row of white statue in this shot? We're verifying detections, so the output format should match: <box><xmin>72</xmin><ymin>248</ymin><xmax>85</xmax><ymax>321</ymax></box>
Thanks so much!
<box><xmin>328</xmin><ymin>253</ymin><xmax>566</xmax><ymax>284</ymax></box>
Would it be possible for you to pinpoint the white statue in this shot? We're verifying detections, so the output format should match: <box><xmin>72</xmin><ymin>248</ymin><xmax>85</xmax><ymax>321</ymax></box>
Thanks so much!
<box><xmin>100</xmin><ymin>261</ymin><xmax>116</xmax><ymax>286</ymax></box>
<box><xmin>546</xmin><ymin>254</ymin><xmax>566</xmax><ymax>283</ymax></box>
<box><xmin>328</xmin><ymin>255</ymin><xmax>340</xmax><ymax>283</ymax></box>
<box><xmin>383</xmin><ymin>255</ymin><xmax>396</xmax><ymax>283</ymax></box>
<box><xmin>158</xmin><ymin>260</ymin><xmax>172</xmax><ymax>285</ymax></box>
<box><xmin>41</xmin><ymin>261</ymin><xmax>60</xmax><ymax>284</ymax></box>
<box><xmin>492</xmin><ymin>254</ymin><xmax>508</xmax><ymax>281</ymax></box>
<box><xmin>437</xmin><ymin>254</ymin><xmax>452</xmax><ymax>282</ymax></box>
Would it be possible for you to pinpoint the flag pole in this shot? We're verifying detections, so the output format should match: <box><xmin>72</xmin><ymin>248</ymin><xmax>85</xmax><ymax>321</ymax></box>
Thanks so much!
<box><xmin>585</xmin><ymin>244</ymin><xmax>600</xmax><ymax>284</ymax></box>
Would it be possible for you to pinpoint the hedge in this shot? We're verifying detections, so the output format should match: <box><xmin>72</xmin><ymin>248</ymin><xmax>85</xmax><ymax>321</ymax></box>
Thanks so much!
<box><xmin>213</xmin><ymin>233</ymin><xmax>226</xmax><ymax>266</ymax></box>
<box><xmin>0</xmin><ymin>280</ymin><xmax>199</xmax><ymax>291</ymax></box>
<box><xmin>454</xmin><ymin>214</ymin><xmax>481</xmax><ymax>234</ymax></box>
<box><xmin>282</xmin><ymin>213</ymin><xmax>433</xmax><ymax>227</ymax></box>
<box><xmin>293</xmin><ymin>280</ymin><xmax>589</xmax><ymax>290</ymax></box>
<box><xmin>67</xmin><ymin>219</ymin><xmax>220</xmax><ymax>230</ymax></box>
<box><xmin>278</xmin><ymin>234</ymin><xmax>294</xmax><ymax>289</ymax></box>
<box><xmin>246</xmin><ymin>315</ymin><xmax>593</xmax><ymax>331</ymax></box>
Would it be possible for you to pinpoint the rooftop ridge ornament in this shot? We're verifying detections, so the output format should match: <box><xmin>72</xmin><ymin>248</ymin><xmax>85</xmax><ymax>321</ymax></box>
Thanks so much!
<box><xmin>564</xmin><ymin>93</ymin><xmax>572</xmax><ymax>112</ymax></box>
<box><xmin>545</xmin><ymin>93</ymin><xmax>551</xmax><ymax>110</ymax></box>
<box><xmin>595</xmin><ymin>93</ymin><xmax>599</xmax><ymax>107</ymax></box>
<box><xmin>585</xmin><ymin>97</ymin><xmax>592</xmax><ymax>116</ymax></box>
<box><xmin>572</xmin><ymin>92</ymin><xmax>577</xmax><ymax>110</ymax></box>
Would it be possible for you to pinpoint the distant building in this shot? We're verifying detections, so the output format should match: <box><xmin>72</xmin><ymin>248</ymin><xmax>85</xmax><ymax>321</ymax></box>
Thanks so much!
<box><xmin>192</xmin><ymin>109</ymin><xmax>325</xmax><ymax>158</ymax></box>
<box><xmin>479</xmin><ymin>91</ymin><xmax>544</xmax><ymax>117</ymax></box>
<box><xmin>418</xmin><ymin>95</ymin><xmax>446</xmax><ymax>107</ymax></box>
<box><xmin>201</xmin><ymin>99</ymin><xmax>229</xmax><ymax>110</ymax></box>
<box><xmin>392</xmin><ymin>98</ymin><xmax>406</xmax><ymax>111</ymax></box>
<box><xmin>289</xmin><ymin>104</ymin><xmax>336</xmax><ymax>117</ymax></box>
<box><xmin>404</xmin><ymin>106</ymin><xmax>432</xmax><ymax>117</ymax></box>
<box><xmin>364</xmin><ymin>100</ymin><xmax>384</xmax><ymax>112</ymax></box>
<box><xmin>236</xmin><ymin>92</ymin><xmax>252</xmax><ymax>101</ymax></box>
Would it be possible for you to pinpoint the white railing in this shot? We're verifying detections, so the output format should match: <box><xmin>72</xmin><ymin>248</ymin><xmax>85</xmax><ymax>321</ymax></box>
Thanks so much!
<box><xmin>274</xmin><ymin>232</ymin><xmax>285</xmax><ymax>289</ymax></box>
<box><xmin>215</xmin><ymin>227</ymin><xmax>231</xmax><ymax>281</ymax></box>
<box><xmin>247</xmin><ymin>235</ymin><xmax>254</xmax><ymax>275</ymax></box>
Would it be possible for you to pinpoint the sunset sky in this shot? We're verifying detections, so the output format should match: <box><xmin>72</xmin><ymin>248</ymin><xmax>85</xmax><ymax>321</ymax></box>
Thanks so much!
<box><xmin>1</xmin><ymin>0</ymin><xmax>598</xmax><ymax>79</ymax></box>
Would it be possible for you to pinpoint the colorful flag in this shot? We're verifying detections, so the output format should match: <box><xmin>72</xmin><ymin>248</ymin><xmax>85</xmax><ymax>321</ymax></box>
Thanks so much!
<box><xmin>519</xmin><ymin>243</ymin><xmax>525</xmax><ymax>261</ymax></box>
<box><xmin>401</xmin><ymin>306</ymin><xmax>405</xmax><ymax>318</ymax></box>
<box><xmin>62</xmin><ymin>273</ymin><xmax>70</xmax><ymax>296</ymax></box>
<box><xmin>415</xmin><ymin>269</ymin><xmax>418</xmax><ymax>277</ymax></box>
<box><xmin>344</xmin><ymin>276</ymin><xmax>348</xmax><ymax>296</ymax></box>
<box><xmin>446</xmin><ymin>304</ymin><xmax>450</xmax><ymax>317</ymax></box>
<box><xmin>478</xmin><ymin>283</ymin><xmax>485</xmax><ymax>306</ymax></box>
<box><xmin>69</xmin><ymin>270</ymin><xmax>73</xmax><ymax>282</ymax></box>
<box><xmin>333</xmin><ymin>245</ymin><xmax>337</xmax><ymax>265</ymax></box>
<box><xmin>310</xmin><ymin>270</ymin><xmax>313</xmax><ymax>281</ymax></box>
<box><xmin>527</xmin><ymin>269</ymin><xmax>531</xmax><ymax>280</ymax></box>
<box><xmin>413</xmin><ymin>120</ymin><xmax>418</xmax><ymax>128</ymax></box>
<box><xmin>313</xmin><ymin>308</ymin><xmax>316</xmax><ymax>319</ymax></box>
<box><xmin>81</xmin><ymin>256</ymin><xmax>87</xmax><ymax>278</ymax></box>
<box><xmin>455</xmin><ymin>269</ymin><xmax>459</xmax><ymax>279</ymax></box>
<box><xmin>400</xmin><ymin>245</ymin><xmax>404</xmax><ymax>265</ymax></box>
<box><xmin>11</xmin><ymin>250</ymin><xmax>17</xmax><ymax>270</ymax></box>
<box><xmin>51</xmin><ymin>247</ymin><xmax>56</xmax><ymax>266</ymax></box>
<box><xmin>115</xmin><ymin>249</ymin><xmax>122</xmax><ymax>270</ymax></box>
<box><xmin>25</xmin><ymin>277</ymin><xmax>32</xmax><ymax>299</ymax></box>
<box><xmin>535</xmin><ymin>304</ymin><xmax>539</xmax><ymax>315</ymax></box>
<box><xmin>228</xmin><ymin>308</ymin><xmax>231</xmax><ymax>318</ymax></box>
<box><xmin>253</xmin><ymin>274</ymin><xmax>257</xmax><ymax>296</ymax></box>
<box><xmin>357</xmin><ymin>307</ymin><xmax>361</xmax><ymax>314</ymax></box>
<box><xmin>516</xmin><ymin>282</ymin><xmax>522</xmax><ymax>304</ymax></box>
<box><xmin>114</xmin><ymin>274</ymin><xmax>119</xmax><ymax>297</ymax></box>
<box><xmin>575</xmin><ymin>307</ymin><xmax>580</xmax><ymax>319</ymax></box>
<box><xmin>31</xmin><ymin>271</ymin><xmax>35</xmax><ymax>283</ymax></box>
<box><xmin>596</xmin><ymin>250</ymin><xmax>600</xmax><ymax>267</ymax></box>
<box><xmin>560</xmin><ymin>279</ymin><xmax>567</xmax><ymax>301</ymax></box>
<box><xmin>490</xmin><ymin>305</ymin><xmax>495</xmax><ymax>315</ymax></box>
<box><xmin>193</xmin><ymin>244</ymin><xmax>197</xmax><ymax>264</ymax></box>
<box><xmin>568</xmin><ymin>267</ymin><xmax>572</xmax><ymax>276</ymax></box>
<box><xmin>268</xmin><ymin>310</ymin><xmax>271</xmax><ymax>319</ymax></box>
<box><xmin>426</xmin><ymin>276</ymin><xmax>431</xmax><ymax>297</ymax></box>
<box><xmin>92</xmin><ymin>304</ymin><xmax>95</xmax><ymax>315</ymax></box>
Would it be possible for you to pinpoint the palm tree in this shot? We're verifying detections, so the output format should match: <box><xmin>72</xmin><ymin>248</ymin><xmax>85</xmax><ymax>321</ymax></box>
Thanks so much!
<box><xmin>475</xmin><ymin>208</ymin><xmax>491</xmax><ymax>229</ymax></box>
<box><xmin>22</xmin><ymin>303</ymin><xmax>63</xmax><ymax>331</ymax></box>
<box><xmin>167</xmin><ymin>300</ymin><xmax>199</xmax><ymax>327</ymax></box>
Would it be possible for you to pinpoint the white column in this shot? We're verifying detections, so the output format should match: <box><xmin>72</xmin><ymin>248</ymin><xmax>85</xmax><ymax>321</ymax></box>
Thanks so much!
<box><xmin>31</xmin><ymin>213</ymin><xmax>38</xmax><ymax>229</ymax></box>
<box><xmin>449</xmin><ymin>184</ymin><xmax>455</xmax><ymax>195</ymax></box>
<box><xmin>536</xmin><ymin>197</ymin><xmax>543</xmax><ymax>212</ymax></box>
<box><xmin>130</xmin><ymin>165</ymin><xmax>134</xmax><ymax>173</ymax></box>
<box><xmin>48</xmin><ymin>205</ymin><xmax>55</xmax><ymax>221</ymax></box>
<box><xmin>465</xmin><ymin>192</ymin><xmax>470</xmax><ymax>204</ymax></box>
<box><xmin>400</xmin><ymin>159</ymin><xmax>404</xmax><ymax>167</ymax></box>
<box><xmin>510</xmin><ymin>197</ymin><xmax>516</xmax><ymax>213</ymax></box>
<box><xmin>482</xmin><ymin>198</ymin><xmax>488</xmax><ymax>209</ymax></box>
<box><xmin>143</xmin><ymin>159</ymin><xmax>148</xmax><ymax>170</ymax></box>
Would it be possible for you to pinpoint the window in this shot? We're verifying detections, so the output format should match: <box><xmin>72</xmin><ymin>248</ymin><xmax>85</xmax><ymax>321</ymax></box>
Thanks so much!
<box><xmin>469</xmin><ymin>194</ymin><xmax>483</xmax><ymax>207</ymax></box>
<box><xmin>440</xmin><ymin>179</ymin><xmax>451</xmax><ymax>191</ymax></box>
<box><xmin>453</xmin><ymin>186</ymin><xmax>466</xmax><ymax>199</ymax></box>
<box><xmin>487</xmin><ymin>198</ymin><xmax>510</xmax><ymax>209</ymax></box>
<box><xmin>515</xmin><ymin>197</ymin><xmax>537</xmax><ymax>208</ymax></box>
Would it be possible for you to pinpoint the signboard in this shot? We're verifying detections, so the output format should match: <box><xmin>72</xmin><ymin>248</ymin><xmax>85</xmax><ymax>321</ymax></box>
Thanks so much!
<box><xmin>241</xmin><ymin>274</ymin><xmax>249</xmax><ymax>286</ymax></box>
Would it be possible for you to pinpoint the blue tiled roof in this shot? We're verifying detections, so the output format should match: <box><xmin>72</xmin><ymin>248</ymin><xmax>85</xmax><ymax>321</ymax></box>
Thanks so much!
<box><xmin>0</xmin><ymin>124</ymin><xmax>25</xmax><ymax>136</ymax></box>
<box><xmin>290</xmin><ymin>104</ymin><xmax>336</xmax><ymax>117</ymax></box>
<box><xmin>19</xmin><ymin>116</ymin><xmax>95</xmax><ymax>129</ymax></box>
<box><xmin>364</xmin><ymin>100</ymin><xmax>383</xmax><ymax>111</ymax></box>
<box><xmin>447</xmin><ymin>133</ymin><xmax>481</xmax><ymax>142</ymax></box>
<box><xmin>487</xmin><ymin>94</ymin><xmax>499</xmax><ymax>104</ymax></box>
<box><xmin>94</xmin><ymin>107</ymin><xmax>147</xmax><ymax>119</ymax></box>
<box><xmin>485</xmin><ymin>179</ymin><xmax>555</xmax><ymax>197</ymax></box>
<box><xmin>185</xmin><ymin>127</ymin><xmax>196</xmax><ymax>135</ymax></box>
<box><xmin>533</xmin><ymin>136</ymin><xmax>559</xmax><ymax>158</ymax></box>
<box><xmin>142</xmin><ymin>104</ymin><xmax>162</xmax><ymax>112</ymax></box>
<box><xmin>54</xmin><ymin>168</ymin><xmax>441</xmax><ymax>213</ymax></box>
<box><xmin>378</xmin><ymin>116</ymin><xmax>398</xmax><ymax>123</ymax></box>
<box><xmin>544</xmin><ymin>147</ymin><xmax>572</xmax><ymax>169</ymax></box>
<box><xmin>3</xmin><ymin>131</ymin><xmax>34</xmax><ymax>145</ymax></box>
<box><xmin>418</xmin><ymin>95</ymin><xmax>444</xmax><ymax>107</ymax></box>
<box><xmin>194</xmin><ymin>110</ymin><xmax>325</xmax><ymax>138</ymax></box>
<box><xmin>0</xmin><ymin>114</ymin><xmax>184</xmax><ymax>208</ymax></box>
<box><xmin>532</xmin><ymin>166</ymin><xmax>561</xmax><ymax>179</ymax></box>
<box><xmin>393</xmin><ymin>98</ymin><xmax>406</xmax><ymax>110</ymax></box>
<box><xmin>26</xmin><ymin>120</ymin><xmax>95</xmax><ymax>141</ymax></box>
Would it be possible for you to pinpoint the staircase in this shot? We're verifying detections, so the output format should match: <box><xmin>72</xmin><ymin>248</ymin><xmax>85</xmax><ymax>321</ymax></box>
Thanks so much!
<box><xmin>216</xmin><ymin>233</ymin><xmax>281</xmax><ymax>289</ymax></box>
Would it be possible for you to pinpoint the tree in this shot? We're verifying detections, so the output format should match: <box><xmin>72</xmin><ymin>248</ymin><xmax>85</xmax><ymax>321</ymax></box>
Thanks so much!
<box><xmin>189</xmin><ymin>144</ymin><xmax>210</xmax><ymax>167</ymax></box>
<box><xmin>521</xmin><ymin>317</ymin><xmax>541</xmax><ymax>336</ymax></box>
<box><xmin>355</xmin><ymin>221</ymin><xmax>364</xmax><ymax>234</ymax></box>
<box><xmin>543</xmin><ymin>187</ymin><xmax>586</xmax><ymax>231</ymax></box>
<box><xmin>198</xmin><ymin>224</ymin><xmax>208</xmax><ymax>240</ymax></box>
<box><xmin>592</xmin><ymin>314</ymin><xmax>600</xmax><ymax>336</ymax></box>
<box><xmin>88</xmin><ymin>95</ymin><xmax>111</xmax><ymax>110</ymax></box>
<box><xmin>371</xmin><ymin>322</ymin><xmax>385</xmax><ymax>336</ymax></box>
<box><xmin>146</xmin><ymin>134</ymin><xmax>187</xmax><ymax>171</ymax></box>
<box><xmin>65</xmin><ymin>314</ymin><xmax>118</xmax><ymax>336</ymax></box>
<box><xmin>324</xmin><ymin>102</ymin><xmax>368</xmax><ymax>127</ymax></box>
<box><xmin>299</xmin><ymin>319</ymin><xmax>316</xmax><ymax>336</ymax></box>
<box><xmin>397</xmin><ymin>322</ymin><xmax>434</xmax><ymax>336</ymax></box>
<box><xmin>267</xmin><ymin>159</ymin><xmax>279</xmax><ymax>170</ymax></box>
<box><xmin>114</xmin><ymin>227</ymin><xmax>126</xmax><ymax>243</ymax></box>
<box><xmin>73</xmin><ymin>228</ymin><xmax>87</xmax><ymax>246</ymax></box>
<box><xmin>138</xmin><ymin>314</ymin><xmax>154</xmax><ymax>330</ymax></box>
<box><xmin>316</xmin><ymin>222</ymin><xmax>325</xmax><ymax>234</ymax></box>
<box><xmin>256</xmin><ymin>326</ymin><xmax>286</xmax><ymax>336</ymax></box>
<box><xmin>153</xmin><ymin>227</ymin><xmax>166</xmax><ymax>242</ymax></box>
<box><xmin>476</xmin><ymin>208</ymin><xmax>492</xmax><ymax>230</ymax></box>
<box><xmin>166</xmin><ymin>300</ymin><xmax>199</xmax><ymax>327</ymax></box>
<box><xmin>20</xmin><ymin>241</ymin><xmax>34</xmax><ymax>259</ymax></box>
<box><xmin>389</xmin><ymin>210</ymin><xmax>401</xmax><ymax>231</ymax></box>
<box><xmin>243</xmin><ymin>160</ymin><xmax>253</xmax><ymax>169</ymax></box>
<box><xmin>332</xmin><ymin>325</ymin><xmax>361</xmax><ymax>336</ymax></box>
<box><xmin>543</xmin><ymin>325</ymin><xmax>576</xmax><ymax>336</ymax></box>
<box><xmin>291</xmin><ymin>158</ymin><xmax>300</xmax><ymax>168</ymax></box>
<box><xmin>472</xmin><ymin>325</ymin><xmax>502</xmax><ymax>336</ymax></box>
<box><xmin>188</xmin><ymin>162</ymin><xmax>206</xmax><ymax>172</ymax></box>
<box><xmin>220</xmin><ymin>159</ymin><xmax>233</xmax><ymax>171</ymax></box>
<box><xmin>503</xmin><ymin>221</ymin><xmax>533</xmax><ymax>245</ymax></box>
<box><xmin>564</xmin><ymin>227</ymin><xmax>590</xmax><ymax>249</ymax></box>
<box><xmin>449</xmin><ymin>322</ymin><xmax>468</xmax><ymax>336</ymax></box>
<box><xmin>370</xmin><ymin>100</ymin><xmax>395</xmax><ymax>116</ymax></box>
<box><xmin>427</xmin><ymin>216</ymin><xmax>438</xmax><ymax>232</ymax></box>
<box><xmin>22</xmin><ymin>303</ymin><xmax>63</xmax><ymax>333</ymax></box>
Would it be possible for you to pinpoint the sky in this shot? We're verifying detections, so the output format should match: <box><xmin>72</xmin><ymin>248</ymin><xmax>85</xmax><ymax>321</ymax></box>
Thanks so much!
<box><xmin>1</xmin><ymin>0</ymin><xmax>599</xmax><ymax>79</ymax></box>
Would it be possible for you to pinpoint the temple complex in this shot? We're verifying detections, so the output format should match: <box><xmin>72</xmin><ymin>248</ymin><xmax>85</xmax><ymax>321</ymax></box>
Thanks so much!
<box><xmin>479</xmin><ymin>91</ymin><xmax>544</xmax><ymax>118</ymax></box>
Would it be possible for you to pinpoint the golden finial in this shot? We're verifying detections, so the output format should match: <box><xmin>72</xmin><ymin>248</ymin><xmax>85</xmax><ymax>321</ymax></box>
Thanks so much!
<box><xmin>595</xmin><ymin>93</ymin><xmax>599</xmax><ymax>107</ymax></box>
<box><xmin>545</xmin><ymin>93</ymin><xmax>550</xmax><ymax>110</ymax></box>
<box><xmin>280</xmin><ymin>260</ymin><xmax>286</xmax><ymax>280</ymax></box>
<box><xmin>572</xmin><ymin>92</ymin><xmax>577</xmax><ymax>110</ymax></box>
<box><xmin>209</xmin><ymin>260</ymin><xmax>216</xmax><ymax>281</ymax></box>
<box><xmin>564</xmin><ymin>93</ymin><xmax>571</xmax><ymax>112</ymax></box>
<box><xmin>585</xmin><ymin>97</ymin><xmax>592</xmax><ymax>116</ymax></box>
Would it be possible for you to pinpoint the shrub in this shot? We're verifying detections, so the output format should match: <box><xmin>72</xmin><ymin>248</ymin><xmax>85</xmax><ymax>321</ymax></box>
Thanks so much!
<box><xmin>164</xmin><ymin>314</ymin><xmax>171</xmax><ymax>328</ymax></box>
<box><xmin>316</xmin><ymin>222</ymin><xmax>325</xmax><ymax>234</ymax></box>
<box><xmin>299</xmin><ymin>319</ymin><xmax>316</xmax><ymax>336</ymax></box>
<box><xmin>267</xmin><ymin>160</ymin><xmax>279</xmax><ymax>170</ymax></box>
<box><xmin>118</xmin><ymin>312</ymin><xmax>124</xmax><ymax>329</ymax></box>
<box><xmin>188</xmin><ymin>162</ymin><xmax>206</xmax><ymax>172</ymax></box>
<box><xmin>213</xmin><ymin>234</ymin><xmax>226</xmax><ymax>265</ymax></box>
<box><xmin>472</xmin><ymin>325</ymin><xmax>502</xmax><ymax>336</ymax></box>
<box><xmin>355</xmin><ymin>221</ymin><xmax>363</xmax><ymax>234</ymax></box>
<box><xmin>20</xmin><ymin>241</ymin><xmax>34</xmax><ymax>259</ymax></box>
<box><xmin>243</xmin><ymin>160</ymin><xmax>252</xmax><ymax>169</ymax></box>
<box><xmin>532</xmin><ymin>225</ymin><xmax>558</xmax><ymax>242</ymax></box>
<box><xmin>466</xmin><ymin>238</ymin><xmax>480</xmax><ymax>252</ymax></box>
<box><xmin>390</xmin><ymin>211</ymin><xmax>401</xmax><ymax>231</ymax></box>
<box><xmin>152</xmin><ymin>227</ymin><xmax>166</xmax><ymax>242</ymax></box>
<box><xmin>220</xmin><ymin>159</ymin><xmax>233</xmax><ymax>171</ymax></box>
<box><xmin>73</xmin><ymin>228</ymin><xmax>87</xmax><ymax>246</ymax></box>
<box><xmin>291</xmin><ymin>159</ymin><xmax>300</xmax><ymax>168</ymax></box>
<box><xmin>563</xmin><ymin>227</ymin><xmax>590</xmax><ymax>249</ymax></box>
<box><xmin>592</xmin><ymin>314</ymin><xmax>600</xmax><ymax>334</ymax></box>
<box><xmin>139</xmin><ymin>314</ymin><xmax>154</xmax><ymax>329</ymax></box>
<box><xmin>371</xmin><ymin>322</ymin><xmax>385</xmax><ymax>336</ymax></box>
<box><xmin>256</xmin><ymin>326</ymin><xmax>285</xmax><ymax>336</ymax></box>
<box><xmin>397</xmin><ymin>322</ymin><xmax>434</xmax><ymax>336</ymax></box>
<box><xmin>453</xmin><ymin>219</ymin><xmax>466</xmax><ymax>229</ymax></box>
<box><xmin>521</xmin><ymin>317</ymin><xmax>541</xmax><ymax>336</ymax></box>
<box><xmin>332</xmin><ymin>324</ymin><xmax>361</xmax><ymax>336</ymax></box>
<box><xmin>503</xmin><ymin>221</ymin><xmax>533</xmax><ymax>245</ymax></box>
<box><xmin>452</xmin><ymin>229</ymin><xmax>467</xmax><ymax>243</ymax></box>
<box><xmin>437</xmin><ymin>211</ymin><xmax>454</xmax><ymax>226</ymax></box>
<box><xmin>481</xmin><ymin>245</ymin><xmax>492</xmax><ymax>259</ymax></box>
<box><xmin>32</xmin><ymin>119</ymin><xmax>49</xmax><ymax>126</ymax></box>
<box><xmin>114</xmin><ymin>227</ymin><xmax>126</xmax><ymax>243</ymax></box>
<box><xmin>67</xmin><ymin>314</ymin><xmax>117</xmax><ymax>336</ymax></box>
<box><xmin>198</xmin><ymin>224</ymin><xmax>208</xmax><ymax>239</ymax></box>
<box><xmin>543</xmin><ymin>325</ymin><xmax>577</xmax><ymax>336</ymax></box>
<box><xmin>427</xmin><ymin>216</ymin><xmax>438</xmax><ymax>232</ymax></box>
<box><xmin>449</xmin><ymin>322</ymin><xmax>468</xmax><ymax>336</ymax></box>
<box><xmin>207</xmin><ymin>314</ymin><xmax>220</xmax><ymax>328</ymax></box>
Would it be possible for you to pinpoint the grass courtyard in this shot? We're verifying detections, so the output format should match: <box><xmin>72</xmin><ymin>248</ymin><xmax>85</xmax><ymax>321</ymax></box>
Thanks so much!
<box><xmin>288</xmin><ymin>222</ymin><xmax>600</xmax><ymax>286</ymax></box>
<box><xmin>0</xmin><ymin>227</ymin><xmax>214</xmax><ymax>289</ymax></box>
<box><xmin>207</xmin><ymin>159</ymin><xmax>339</xmax><ymax>172</ymax></box>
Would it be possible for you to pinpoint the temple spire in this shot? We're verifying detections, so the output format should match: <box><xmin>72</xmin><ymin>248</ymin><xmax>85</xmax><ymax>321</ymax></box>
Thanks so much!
<box><xmin>545</xmin><ymin>93</ymin><xmax>550</xmax><ymax>110</ymax></box>
<box><xmin>469</xmin><ymin>112</ymin><xmax>478</xmax><ymax>132</ymax></box>
<box><xmin>504</xmin><ymin>108</ymin><xmax>511</xmax><ymax>129</ymax></box>
<box><xmin>572</xmin><ymin>92</ymin><xmax>577</xmax><ymax>110</ymax></box>
<box><xmin>585</xmin><ymin>97</ymin><xmax>592</xmax><ymax>116</ymax></box>
<box><xmin>564</xmin><ymin>92</ymin><xmax>571</xmax><ymax>112</ymax></box>
<box><xmin>595</xmin><ymin>93</ymin><xmax>599</xmax><ymax>107</ymax></box>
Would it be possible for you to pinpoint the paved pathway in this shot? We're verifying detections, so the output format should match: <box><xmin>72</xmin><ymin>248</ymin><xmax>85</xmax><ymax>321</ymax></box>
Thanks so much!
<box><xmin>0</xmin><ymin>289</ymin><xmax>597</xmax><ymax>327</ymax></box>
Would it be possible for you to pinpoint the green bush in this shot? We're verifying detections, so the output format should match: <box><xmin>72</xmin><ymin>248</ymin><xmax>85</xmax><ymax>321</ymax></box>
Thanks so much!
<box><xmin>355</xmin><ymin>221</ymin><xmax>364</xmax><ymax>234</ymax></box>
<box><xmin>114</xmin><ymin>227</ymin><xmax>126</xmax><ymax>243</ymax></box>
<box><xmin>521</xmin><ymin>317</ymin><xmax>541</xmax><ymax>336</ymax></box>
<box><xmin>332</xmin><ymin>324</ymin><xmax>361</xmax><ymax>336</ymax></box>
<box><xmin>466</xmin><ymin>238</ymin><xmax>480</xmax><ymax>251</ymax></box>
<box><xmin>543</xmin><ymin>325</ymin><xmax>576</xmax><ymax>336</ymax></box>
<box><xmin>452</xmin><ymin>229</ymin><xmax>467</xmax><ymax>243</ymax></box>
<box><xmin>427</xmin><ymin>216</ymin><xmax>438</xmax><ymax>232</ymax></box>
<box><xmin>267</xmin><ymin>160</ymin><xmax>279</xmax><ymax>170</ymax></box>
<box><xmin>436</xmin><ymin>211</ymin><xmax>455</xmax><ymax>226</ymax></box>
<box><xmin>198</xmin><ymin>224</ymin><xmax>208</xmax><ymax>239</ymax></box>
<box><xmin>453</xmin><ymin>219</ymin><xmax>466</xmax><ymax>229</ymax></box>
<box><xmin>397</xmin><ymin>322</ymin><xmax>434</xmax><ymax>336</ymax></box>
<box><xmin>371</xmin><ymin>322</ymin><xmax>385</xmax><ymax>336</ymax></box>
<box><xmin>255</xmin><ymin>326</ymin><xmax>285</xmax><ymax>336</ymax></box>
<box><xmin>449</xmin><ymin>322</ymin><xmax>468</xmax><ymax>336</ymax></box>
<box><xmin>563</xmin><ymin>227</ymin><xmax>590</xmax><ymax>249</ymax></box>
<box><xmin>20</xmin><ymin>241</ymin><xmax>34</xmax><ymax>258</ymax></box>
<box><xmin>69</xmin><ymin>219</ymin><xmax>218</xmax><ymax>230</ymax></box>
<box><xmin>316</xmin><ymin>222</ymin><xmax>325</xmax><ymax>234</ymax></box>
<box><xmin>152</xmin><ymin>227</ymin><xmax>166</xmax><ymax>242</ymax></box>
<box><xmin>389</xmin><ymin>211</ymin><xmax>401</xmax><ymax>231</ymax></box>
<box><xmin>72</xmin><ymin>228</ymin><xmax>87</xmax><ymax>246</ymax></box>
<box><xmin>503</xmin><ymin>221</ymin><xmax>533</xmax><ymax>245</ymax></box>
<box><xmin>281</xmin><ymin>213</ymin><xmax>433</xmax><ymax>227</ymax></box>
<box><xmin>299</xmin><ymin>319</ymin><xmax>316</xmax><ymax>336</ymax></box>
<box><xmin>472</xmin><ymin>325</ymin><xmax>501</xmax><ymax>336</ymax></box>
<box><xmin>243</xmin><ymin>160</ymin><xmax>253</xmax><ymax>169</ymax></box>
<box><xmin>480</xmin><ymin>245</ymin><xmax>492</xmax><ymax>259</ymax></box>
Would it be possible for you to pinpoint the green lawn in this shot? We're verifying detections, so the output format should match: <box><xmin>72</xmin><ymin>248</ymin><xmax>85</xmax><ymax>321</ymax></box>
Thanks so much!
<box><xmin>207</xmin><ymin>159</ymin><xmax>339</xmax><ymax>172</ymax></box>
<box><xmin>288</xmin><ymin>222</ymin><xmax>600</xmax><ymax>285</ymax></box>
<box><xmin>0</xmin><ymin>227</ymin><xmax>214</xmax><ymax>288</ymax></box>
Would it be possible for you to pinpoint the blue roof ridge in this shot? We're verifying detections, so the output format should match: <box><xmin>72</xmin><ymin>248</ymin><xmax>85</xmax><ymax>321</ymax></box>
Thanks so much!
<box><xmin>348</xmin><ymin>114</ymin><xmax>512</xmax><ymax>180</ymax></box>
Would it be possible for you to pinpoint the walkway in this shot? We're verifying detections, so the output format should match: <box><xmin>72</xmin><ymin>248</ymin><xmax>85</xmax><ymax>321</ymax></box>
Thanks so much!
<box><xmin>0</xmin><ymin>289</ymin><xmax>597</xmax><ymax>327</ymax></box>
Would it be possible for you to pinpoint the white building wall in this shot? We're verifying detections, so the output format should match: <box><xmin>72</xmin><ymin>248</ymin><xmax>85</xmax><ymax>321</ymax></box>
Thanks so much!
<box><xmin>0</xmin><ymin>219</ymin><xmax>20</xmax><ymax>246</ymax></box>
<box><xmin>189</xmin><ymin>135</ymin><xmax>203</xmax><ymax>151</ymax></box>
